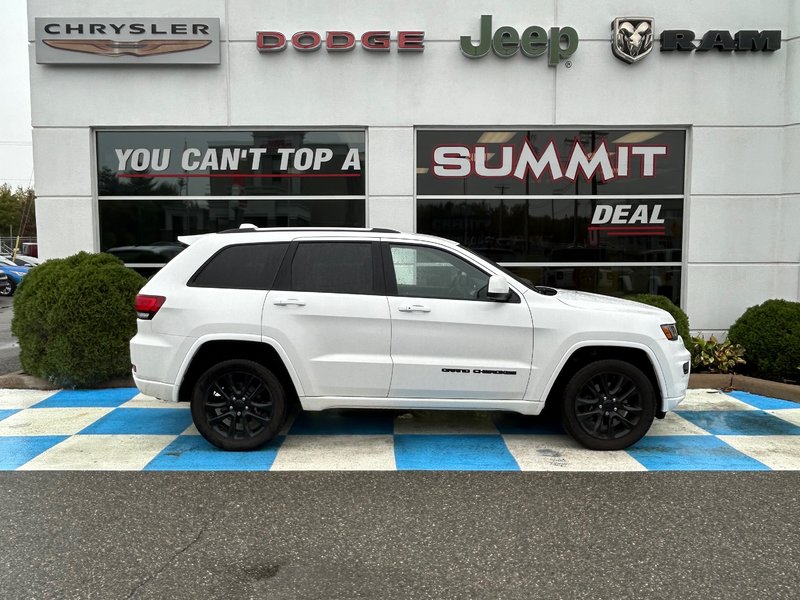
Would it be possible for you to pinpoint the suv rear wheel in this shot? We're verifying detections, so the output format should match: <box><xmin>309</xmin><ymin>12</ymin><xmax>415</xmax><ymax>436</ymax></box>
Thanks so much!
<box><xmin>561</xmin><ymin>359</ymin><xmax>656</xmax><ymax>451</ymax></box>
<box><xmin>191</xmin><ymin>359</ymin><xmax>286</xmax><ymax>451</ymax></box>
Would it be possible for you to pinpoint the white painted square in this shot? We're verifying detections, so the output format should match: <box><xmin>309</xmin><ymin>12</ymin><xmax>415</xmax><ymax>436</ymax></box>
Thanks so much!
<box><xmin>718</xmin><ymin>436</ymin><xmax>800</xmax><ymax>471</ymax></box>
<box><xmin>647</xmin><ymin>412</ymin><xmax>710</xmax><ymax>436</ymax></box>
<box><xmin>120</xmin><ymin>395</ymin><xmax>186</xmax><ymax>409</ymax></box>
<box><xmin>181</xmin><ymin>423</ymin><xmax>200</xmax><ymax>436</ymax></box>
<box><xmin>0</xmin><ymin>389</ymin><xmax>60</xmax><ymax>409</ymax></box>
<box><xmin>677</xmin><ymin>389</ymin><xmax>755</xmax><ymax>412</ymax></box>
<box><xmin>270</xmin><ymin>435</ymin><xmax>396</xmax><ymax>471</ymax></box>
<box><xmin>19</xmin><ymin>435</ymin><xmax>176</xmax><ymax>471</ymax></box>
<box><xmin>766</xmin><ymin>409</ymin><xmax>800</xmax><ymax>428</ymax></box>
<box><xmin>0</xmin><ymin>408</ymin><xmax>112</xmax><ymax>436</ymax></box>
<box><xmin>503</xmin><ymin>435</ymin><xmax>646</xmax><ymax>472</ymax></box>
<box><xmin>393</xmin><ymin>411</ymin><xmax>498</xmax><ymax>435</ymax></box>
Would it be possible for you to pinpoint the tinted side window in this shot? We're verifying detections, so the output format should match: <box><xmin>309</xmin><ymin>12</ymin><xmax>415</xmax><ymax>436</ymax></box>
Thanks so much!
<box><xmin>389</xmin><ymin>244</ymin><xmax>489</xmax><ymax>301</ymax></box>
<box><xmin>190</xmin><ymin>243</ymin><xmax>289</xmax><ymax>290</ymax></box>
<box><xmin>291</xmin><ymin>242</ymin><xmax>374</xmax><ymax>295</ymax></box>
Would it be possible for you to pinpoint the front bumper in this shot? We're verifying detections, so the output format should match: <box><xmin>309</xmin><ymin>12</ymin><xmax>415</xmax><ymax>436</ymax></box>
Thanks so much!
<box><xmin>661</xmin><ymin>341</ymin><xmax>691</xmax><ymax>412</ymax></box>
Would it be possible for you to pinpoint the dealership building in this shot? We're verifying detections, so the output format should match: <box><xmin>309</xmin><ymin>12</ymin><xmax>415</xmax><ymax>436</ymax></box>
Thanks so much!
<box><xmin>27</xmin><ymin>0</ymin><xmax>799</xmax><ymax>336</ymax></box>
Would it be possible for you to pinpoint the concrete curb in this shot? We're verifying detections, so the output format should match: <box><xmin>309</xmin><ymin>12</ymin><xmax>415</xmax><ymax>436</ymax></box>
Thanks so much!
<box><xmin>0</xmin><ymin>371</ymin><xmax>135</xmax><ymax>390</ymax></box>
<box><xmin>689</xmin><ymin>373</ymin><xmax>800</xmax><ymax>403</ymax></box>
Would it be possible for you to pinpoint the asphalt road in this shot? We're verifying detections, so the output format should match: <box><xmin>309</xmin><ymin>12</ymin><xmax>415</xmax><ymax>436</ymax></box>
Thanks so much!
<box><xmin>0</xmin><ymin>471</ymin><xmax>797</xmax><ymax>599</ymax></box>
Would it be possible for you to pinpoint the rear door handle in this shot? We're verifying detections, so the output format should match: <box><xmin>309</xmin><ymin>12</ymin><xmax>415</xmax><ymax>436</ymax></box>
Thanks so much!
<box><xmin>398</xmin><ymin>304</ymin><xmax>431</xmax><ymax>313</ymax></box>
<box><xmin>273</xmin><ymin>298</ymin><xmax>306</xmax><ymax>306</ymax></box>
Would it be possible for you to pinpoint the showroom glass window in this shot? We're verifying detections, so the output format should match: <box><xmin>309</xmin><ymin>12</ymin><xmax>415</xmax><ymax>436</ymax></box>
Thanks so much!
<box><xmin>416</xmin><ymin>129</ymin><xmax>686</xmax><ymax>304</ymax></box>
<box><xmin>96</xmin><ymin>130</ymin><xmax>366</xmax><ymax>274</ymax></box>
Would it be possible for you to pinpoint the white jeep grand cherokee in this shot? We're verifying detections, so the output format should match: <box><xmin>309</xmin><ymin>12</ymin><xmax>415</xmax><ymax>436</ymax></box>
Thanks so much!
<box><xmin>131</xmin><ymin>227</ymin><xmax>690</xmax><ymax>451</ymax></box>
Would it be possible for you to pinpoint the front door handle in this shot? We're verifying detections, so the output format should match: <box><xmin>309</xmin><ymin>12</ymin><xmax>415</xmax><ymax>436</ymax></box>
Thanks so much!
<box><xmin>398</xmin><ymin>304</ymin><xmax>431</xmax><ymax>313</ymax></box>
<box><xmin>273</xmin><ymin>298</ymin><xmax>306</xmax><ymax>306</ymax></box>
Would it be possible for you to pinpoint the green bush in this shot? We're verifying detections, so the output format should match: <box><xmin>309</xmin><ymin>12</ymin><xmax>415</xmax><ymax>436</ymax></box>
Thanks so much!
<box><xmin>727</xmin><ymin>299</ymin><xmax>800</xmax><ymax>382</ymax></box>
<box><xmin>12</xmin><ymin>252</ymin><xmax>146</xmax><ymax>387</ymax></box>
<box><xmin>626</xmin><ymin>294</ymin><xmax>691</xmax><ymax>350</ymax></box>
<box><xmin>690</xmin><ymin>334</ymin><xmax>746</xmax><ymax>374</ymax></box>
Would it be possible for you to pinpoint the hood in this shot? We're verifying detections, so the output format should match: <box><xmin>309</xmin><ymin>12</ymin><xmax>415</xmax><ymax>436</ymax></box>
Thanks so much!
<box><xmin>555</xmin><ymin>290</ymin><xmax>672</xmax><ymax>320</ymax></box>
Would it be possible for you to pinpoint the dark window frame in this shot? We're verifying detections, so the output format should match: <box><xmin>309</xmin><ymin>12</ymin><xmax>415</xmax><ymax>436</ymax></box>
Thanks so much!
<box><xmin>187</xmin><ymin>242</ymin><xmax>290</xmax><ymax>290</ymax></box>
<box><xmin>273</xmin><ymin>240</ymin><xmax>385</xmax><ymax>296</ymax></box>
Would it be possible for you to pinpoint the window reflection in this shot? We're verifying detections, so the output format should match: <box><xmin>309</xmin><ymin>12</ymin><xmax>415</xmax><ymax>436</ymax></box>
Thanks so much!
<box><xmin>509</xmin><ymin>266</ymin><xmax>682</xmax><ymax>305</ymax></box>
<box><xmin>97</xmin><ymin>130</ymin><xmax>366</xmax><ymax>197</ymax></box>
<box><xmin>416</xmin><ymin>130</ymin><xmax>685</xmax><ymax>196</ymax></box>
<box><xmin>99</xmin><ymin>199</ymin><xmax>366</xmax><ymax>261</ymax></box>
<box><xmin>416</xmin><ymin>129</ymin><xmax>686</xmax><ymax>304</ymax></box>
<box><xmin>419</xmin><ymin>198</ymin><xmax>682</xmax><ymax>263</ymax></box>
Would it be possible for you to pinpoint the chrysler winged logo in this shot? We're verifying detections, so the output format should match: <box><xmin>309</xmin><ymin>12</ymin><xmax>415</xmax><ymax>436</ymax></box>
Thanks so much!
<box><xmin>42</xmin><ymin>39</ymin><xmax>211</xmax><ymax>58</ymax></box>
<box><xmin>611</xmin><ymin>17</ymin><xmax>654</xmax><ymax>64</ymax></box>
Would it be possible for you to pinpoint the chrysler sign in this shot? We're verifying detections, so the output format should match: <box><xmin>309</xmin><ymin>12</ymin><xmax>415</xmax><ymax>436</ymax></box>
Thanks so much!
<box><xmin>35</xmin><ymin>18</ymin><xmax>221</xmax><ymax>64</ymax></box>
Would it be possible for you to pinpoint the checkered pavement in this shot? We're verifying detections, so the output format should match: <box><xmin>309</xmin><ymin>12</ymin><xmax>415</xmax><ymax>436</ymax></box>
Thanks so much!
<box><xmin>0</xmin><ymin>388</ymin><xmax>798</xmax><ymax>471</ymax></box>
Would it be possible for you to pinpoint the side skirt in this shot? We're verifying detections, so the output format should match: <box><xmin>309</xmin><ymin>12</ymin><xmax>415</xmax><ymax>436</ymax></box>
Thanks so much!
<box><xmin>299</xmin><ymin>396</ymin><xmax>545</xmax><ymax>416</ymax></box>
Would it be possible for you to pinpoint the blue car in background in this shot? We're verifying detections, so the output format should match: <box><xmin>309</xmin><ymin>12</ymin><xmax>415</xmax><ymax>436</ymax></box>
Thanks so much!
<box><xmin>0</xmin><ymin>257</ymin><xmax>30</xmax><ymax>296</ymax></box>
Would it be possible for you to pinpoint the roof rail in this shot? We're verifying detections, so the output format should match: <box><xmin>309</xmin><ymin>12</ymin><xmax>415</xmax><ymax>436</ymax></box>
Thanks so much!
<box><xmin>217</xmin><ymin>226</ymin><xmax>403</xmax><ymax>235</ymax></box>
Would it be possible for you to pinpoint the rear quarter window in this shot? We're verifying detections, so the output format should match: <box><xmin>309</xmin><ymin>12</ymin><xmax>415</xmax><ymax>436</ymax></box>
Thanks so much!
<box><xmin>189</xmin><ymin>243</ymin><xmax>289</xmax><ymax>290</ymax></box>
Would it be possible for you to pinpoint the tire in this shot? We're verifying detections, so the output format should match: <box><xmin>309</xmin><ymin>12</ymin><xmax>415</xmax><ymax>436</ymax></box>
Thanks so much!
<box><xmin>191</xmin><ymin>359</ymin><xmax>286</xmax><ymax>451</ymax></box>
<box><xmin>0</xmin><ymin>279</ymin><xmax>16</xmax><ymax>297</ymax></box>
<box><xmin>561</xmin><ymin>359</ymin><xmax>656</xmax><ymax>451</ymax></box>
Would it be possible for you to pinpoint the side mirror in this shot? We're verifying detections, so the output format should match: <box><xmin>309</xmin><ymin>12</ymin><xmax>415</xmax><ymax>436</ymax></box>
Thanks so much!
<box><xmin>487</xmin><ymin>275</ymin><xmax>511</xmax><ymax>301</ymax></box>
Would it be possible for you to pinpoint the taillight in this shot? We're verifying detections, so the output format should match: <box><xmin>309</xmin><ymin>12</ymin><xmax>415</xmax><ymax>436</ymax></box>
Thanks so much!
<box><xmin>135</xmin><ymin>294</ymin><xmax>166</xmax><ymax>320</ymax></box>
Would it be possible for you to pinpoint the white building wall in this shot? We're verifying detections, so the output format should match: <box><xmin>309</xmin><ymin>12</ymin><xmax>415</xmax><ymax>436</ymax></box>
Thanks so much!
<box><xmin>27</xmin><ymin>0</ymin><xmax>799</xmax><ymax>333</ymax></box>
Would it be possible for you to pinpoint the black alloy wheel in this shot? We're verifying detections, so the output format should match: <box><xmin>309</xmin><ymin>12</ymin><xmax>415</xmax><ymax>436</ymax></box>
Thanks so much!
<box><xmin>561</xmin><ymin>359</ymin><xmax>656</xmax><ymax>451</ymax></box>
<box><xmin>191</xmin><ymin>359</ymin><xmax>286</xmax><ymax>451</ymax></box>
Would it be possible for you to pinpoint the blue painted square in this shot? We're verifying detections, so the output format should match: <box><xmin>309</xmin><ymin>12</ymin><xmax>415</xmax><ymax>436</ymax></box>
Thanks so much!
<box><xmin>79</xmin><ymin>408</ymin><xmax>192</xmax><ymax>435</ymax></box>
<box><xmin>34</xmin><ymin>388</ymin><xmax>140</xmax><ymax>408</ymax></box>
<box><xmin>0</xmin><ymin>436</ymin><xmax>69</xmax><ymax>470</ymax></box>
<box><xmin>726</xmin><ymin>391</ymin><xmax>800</xmax><ymax>411</ymax></box>
<box><xmin>145</xmin><ymin>435</ymin><xmax>283</xmax><ymax>471</ymax></box>
<box><xmin>492</xmin><ymin>413</ymin><xmax>565</xmax><ymax>435</ymax></box>
<box><xmin>394</xmin><ymin>434</ymin><xmax>520</xmax><ymax>471</ymax></box>
<box><xmin>0</xmin><ymin>409</ymin><xmax>18</xmax><ymax>422</ymax></box>
<box><xmin>676</xmin><ymin>410</ymin><xmax>800</xmax><ymax>436</ymax></box>
<box><xmin>627</xmin><ymin>436</ymin><xmax>769</xmax><ymax>471</ymax></box>
<box><xmin>289</xmin><ymin>410</ymin><xmax>394</xmax><ymax>435</ymax></box>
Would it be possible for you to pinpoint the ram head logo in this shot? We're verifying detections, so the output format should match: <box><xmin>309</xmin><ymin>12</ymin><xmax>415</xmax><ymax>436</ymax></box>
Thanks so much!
<box><xmin>611</xmin><ymin>18</ymin><xmax>654</xmax><ymax>64</ymax></box>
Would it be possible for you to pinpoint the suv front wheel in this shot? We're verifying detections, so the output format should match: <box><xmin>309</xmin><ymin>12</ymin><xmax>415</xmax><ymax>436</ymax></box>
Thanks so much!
<box><xmin>191</xmin><ymin>359</ymin><xmax>286</xmax><ymax>451</ymax></box>
<box><xmin>561</xmin><ymin>359</ymin><xmax>656</xmax><ymax>451</ymax></box>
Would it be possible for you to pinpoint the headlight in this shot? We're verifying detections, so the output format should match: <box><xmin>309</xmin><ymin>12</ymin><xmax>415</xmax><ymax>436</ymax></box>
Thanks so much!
<box><xmin>661</xmin><ymin>323</ymin><xmax>679</xmax><ymax>341</ymax></box>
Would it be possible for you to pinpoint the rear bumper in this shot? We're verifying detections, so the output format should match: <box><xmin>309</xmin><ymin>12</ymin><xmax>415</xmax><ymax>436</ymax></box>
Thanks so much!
<box><xmin>132</xmin><ymin>373</ymin><xmax>176</xmax><ymax>403</ymax></box>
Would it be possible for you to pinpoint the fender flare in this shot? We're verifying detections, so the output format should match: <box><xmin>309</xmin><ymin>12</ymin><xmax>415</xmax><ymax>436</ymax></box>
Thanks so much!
<box><xmin>537</xmin><ymin>340</ymin><xmax>668</xmax><ymax>403</ymax></box>
<box><xmin>174</xmin><ymin>333</ymin><xmax>306</xmax><ymax>399</ymax></box>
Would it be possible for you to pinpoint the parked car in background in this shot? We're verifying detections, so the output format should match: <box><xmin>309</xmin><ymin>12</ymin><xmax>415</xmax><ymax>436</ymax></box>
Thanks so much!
<box><xmin>0</xmin><ymin>257</ymin><xmax>30</xmax><ymax>296</ymax></box>
<box><xmin>7</xmin><ymin>254</ymin><xmax>39</xmax><ymax>267</ymax></box>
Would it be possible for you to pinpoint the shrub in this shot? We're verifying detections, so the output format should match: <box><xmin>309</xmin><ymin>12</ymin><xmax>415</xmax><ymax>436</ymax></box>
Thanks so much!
<box><xmin>727</xmin><ymin>299</ymin><xmax>800</xmax><ymax>382</ymax></box>
<box><xmin>12</xmin><ymin>252</ymin><xmax>146</xmax><ymax>387</ymax></box>
<box><xmin>690</xmin><ymin>334</ymin><xmax>746</xmax><ymax>374</ymax></box>
<box><xmin>626</xmin><ymin>294</ymin><xmax>691</xmax><ymax>350</ymax></box>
